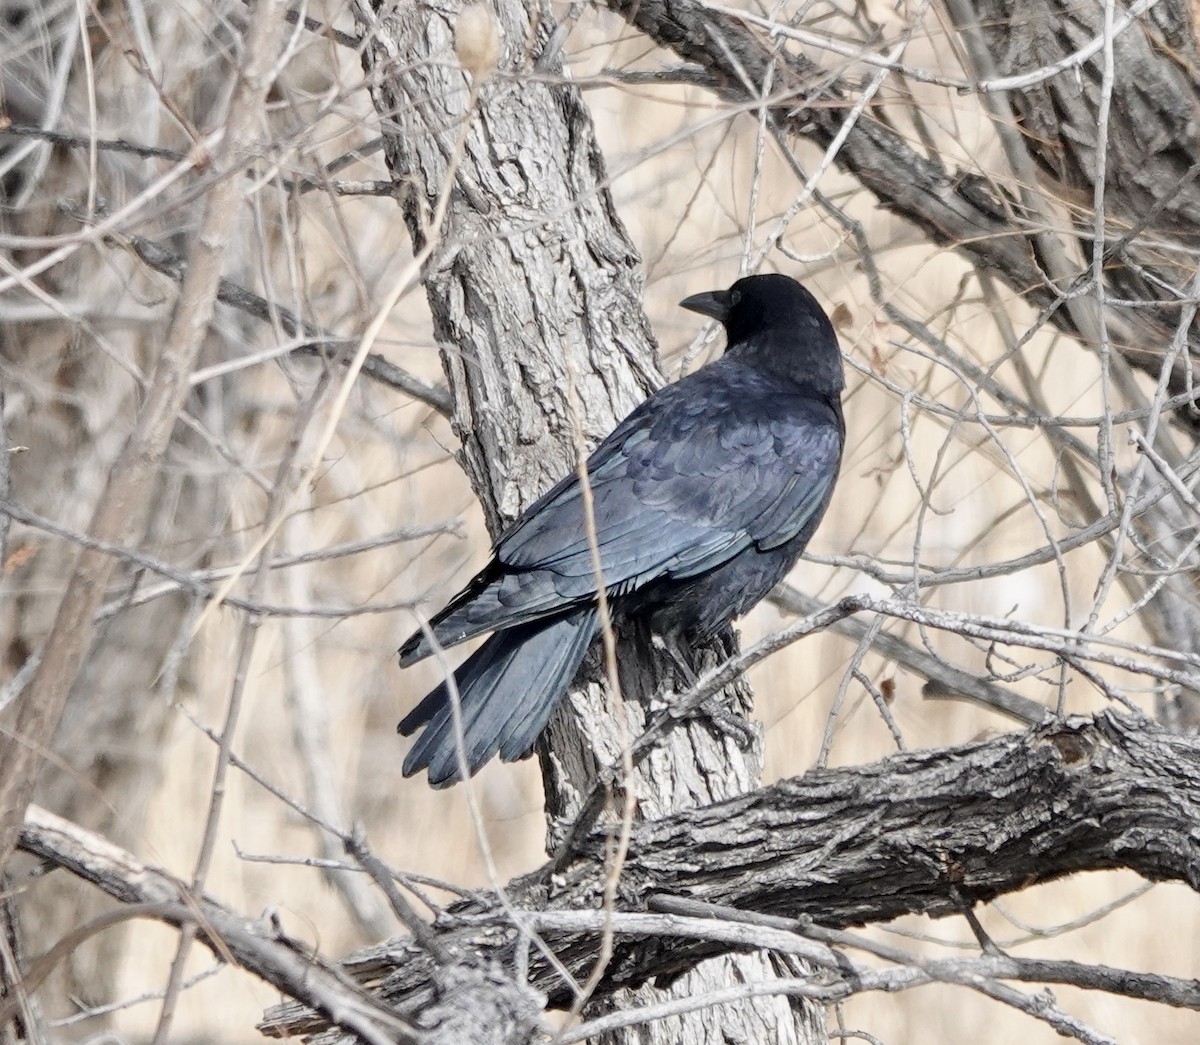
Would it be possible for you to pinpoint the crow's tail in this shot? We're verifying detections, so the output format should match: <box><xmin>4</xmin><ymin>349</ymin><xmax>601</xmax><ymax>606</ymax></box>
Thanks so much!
<box><xmin>398</xmin><ymin>607</ymin><xmax>599</xmax><ymax>787</ymax></box>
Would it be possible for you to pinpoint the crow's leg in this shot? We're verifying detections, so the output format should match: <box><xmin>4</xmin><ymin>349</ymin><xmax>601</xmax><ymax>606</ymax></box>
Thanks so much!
<box><xmin>651</xmin><ymin>630</ymin><xmax>755</xmax><ymax>748</ymax></box>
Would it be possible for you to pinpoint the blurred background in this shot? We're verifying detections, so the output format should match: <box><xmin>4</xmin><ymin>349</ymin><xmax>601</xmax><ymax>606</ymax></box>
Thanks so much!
<box><xmin>2</xmin><ymin>0</ymin><xmax>1197</xmax><ymax>1041</ymax></box>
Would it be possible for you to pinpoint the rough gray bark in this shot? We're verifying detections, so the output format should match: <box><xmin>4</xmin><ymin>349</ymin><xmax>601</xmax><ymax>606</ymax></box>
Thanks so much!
<box><xmin>361</xmin><ymin>5</ymin><xmax>657</xmax><ymax>532</ymax></box>
<box><xmin>359</xmin><ymin>1</ymin><xmax>824</xmax><ymax>1042</ymax></box>
<box><xmin>258</xmin><ymin>711</ymin><xmax>1200</xmax><ymax>1038</ymax></box>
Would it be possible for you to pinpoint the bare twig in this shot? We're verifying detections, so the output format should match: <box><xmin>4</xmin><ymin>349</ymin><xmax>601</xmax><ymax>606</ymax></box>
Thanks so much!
<box><xmin>15</xmin><ymin>806</ymin><xmax>417</xmax><ymax>1045</ymax></box>
<box><xmin>120</xmin><ymin>233</ymin><xmax>452</xmax><ymax>415</ymax></box>
<box><xmin>0</xmin><ymin>0</ymin><xmax>291</xmax><ymax>871</ymax></box>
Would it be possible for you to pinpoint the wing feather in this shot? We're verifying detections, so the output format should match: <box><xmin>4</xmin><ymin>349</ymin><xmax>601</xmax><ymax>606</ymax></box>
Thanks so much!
<box><xmin>498</xmin><ymin>359</ymin><xmax>843</xmax><ymax>580</ymax></box>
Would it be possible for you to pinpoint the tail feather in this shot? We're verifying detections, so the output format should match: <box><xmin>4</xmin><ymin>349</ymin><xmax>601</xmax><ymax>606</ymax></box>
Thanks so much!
<box><xmin>398</xmin><ymin>563</ymin><xmax>583</xmax><ymax>667</ymax></box>
<box><xmin>494</xmin><ymin>608</ymin><xmax>599</xmax><ymax>762</ymax></box>
<box><xmin>400</xmin><ymin>607</ymin><xmax>598</xmax><ymax>787</ymax></box>
<box><xmin>397</xmin><ymin>568</ymin><xmax>505</xmax><ymax>666</ymax></box>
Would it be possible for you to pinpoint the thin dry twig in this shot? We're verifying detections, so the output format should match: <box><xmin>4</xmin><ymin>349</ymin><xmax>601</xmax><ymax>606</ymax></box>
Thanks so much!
<box><xmin>0</xmin><ymin>0</ymin><xmax>292</xmax><ymax>872</ymax></box>
<box><xmin>15</xmin><ymin>807</ymin><xmax>417</xmax><ymax>1045</ymax></box>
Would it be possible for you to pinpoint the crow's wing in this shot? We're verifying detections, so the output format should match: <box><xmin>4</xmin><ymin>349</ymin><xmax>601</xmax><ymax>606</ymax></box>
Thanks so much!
<box><xmin>400</xmin><ymin>361</ymin><xmax>842</xmax><ymax>664</ymax></box>
<box><xmin>497</xmin><ymin>361</ymin><xmax>843</xmax><ymax>588</ymax></box>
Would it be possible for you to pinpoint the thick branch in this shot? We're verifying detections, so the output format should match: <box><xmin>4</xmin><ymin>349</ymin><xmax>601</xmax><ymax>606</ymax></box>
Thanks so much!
<box><xmin>261</xmin><ymin>712</ymin><xmax>1200</xmax><ymax>1037</ymax></box>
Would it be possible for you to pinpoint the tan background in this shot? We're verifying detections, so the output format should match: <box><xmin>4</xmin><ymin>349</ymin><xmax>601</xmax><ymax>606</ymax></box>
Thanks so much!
<box><xmin>2</xmin><ymin>1</ymin><xmax>1193</xmax><ymax>1041</ymax></box>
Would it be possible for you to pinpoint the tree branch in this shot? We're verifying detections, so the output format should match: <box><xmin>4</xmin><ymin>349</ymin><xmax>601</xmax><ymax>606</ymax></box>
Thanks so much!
<box><xmin>0</xmin><ymin>0</ymin><xmax>290</xmax><ymax>871</ymax></box>
<box><xmin>597</xmin><ymin>0</ymin><xmax>1199</xmax><ymax>396</ymax></box>
<box><xmin>13</xmin><ymin>807</ymin><xmax>424</xmax><ymax>1045</ymax></box>
<box><xmin>260</xmin><ymin>711</ymin><xmax>1200</xmax><ymax>1038</ymax></box>
<box><xmin>119</xmin><ymin>234</ymin><xmax>452</xmax><ymax>416</ymax></box>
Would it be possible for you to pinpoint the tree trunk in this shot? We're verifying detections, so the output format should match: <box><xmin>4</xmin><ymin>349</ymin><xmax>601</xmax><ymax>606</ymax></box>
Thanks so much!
<box><xmin>357</xmin><ymin>1</ymin><xmax>825</xmax><ymax>1040</ymax></box>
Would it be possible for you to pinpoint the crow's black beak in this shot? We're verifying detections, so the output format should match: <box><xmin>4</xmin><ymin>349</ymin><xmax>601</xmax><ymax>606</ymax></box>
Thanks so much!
<box><xmin>679</xmin><ymin>289</ymin><xmax>731</xmax><ymax>322</ymax></box>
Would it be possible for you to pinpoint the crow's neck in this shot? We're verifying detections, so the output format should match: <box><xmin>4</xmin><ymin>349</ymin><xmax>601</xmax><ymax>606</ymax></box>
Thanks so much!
<box><xmin>729</xmin><ymin>338</ymin><xmax>844</xmax><ymax>401</ymax></box>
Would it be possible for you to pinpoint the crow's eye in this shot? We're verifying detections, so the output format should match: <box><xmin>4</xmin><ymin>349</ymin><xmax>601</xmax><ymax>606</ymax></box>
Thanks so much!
<box><xmin>730</xmin><ymin>290</ymin><xmax>742</xmax><ymax>306</ymax></box>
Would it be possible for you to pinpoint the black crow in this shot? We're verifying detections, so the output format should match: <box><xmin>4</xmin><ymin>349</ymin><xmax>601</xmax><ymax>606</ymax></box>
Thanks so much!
<box><xmin>398</xmin><ymin>273</ymin><xmax>845</xmax><ymax>786</ymax></box>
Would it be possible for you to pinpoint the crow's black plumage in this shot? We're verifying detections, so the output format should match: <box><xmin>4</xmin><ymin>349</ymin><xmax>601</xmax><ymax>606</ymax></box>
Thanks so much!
<box><xmin>398</xmin><ymin>273</ymin><xmax>845</xmax><ymax>786</ymax></box>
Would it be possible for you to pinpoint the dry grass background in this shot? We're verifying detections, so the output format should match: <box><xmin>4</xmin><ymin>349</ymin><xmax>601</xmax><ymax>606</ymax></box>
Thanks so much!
<box><xmin>2</xmin><ymin>0</ymin><xmax>1198</xmax><ymax>1042</ymax></box>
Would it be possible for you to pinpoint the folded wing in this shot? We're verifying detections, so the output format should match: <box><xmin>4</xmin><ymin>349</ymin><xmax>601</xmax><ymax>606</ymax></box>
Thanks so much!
<box><xmin>399</xmin><ymin>360</ymin><xmax>843</xmax><ymax>664</ymax></box>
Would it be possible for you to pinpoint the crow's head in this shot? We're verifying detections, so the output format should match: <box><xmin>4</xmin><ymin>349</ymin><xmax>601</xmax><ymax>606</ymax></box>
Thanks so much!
<box><xmin>681</xmin><ymin>273</ymin><xmax>843</xmax><ymax>396</ymax></box>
